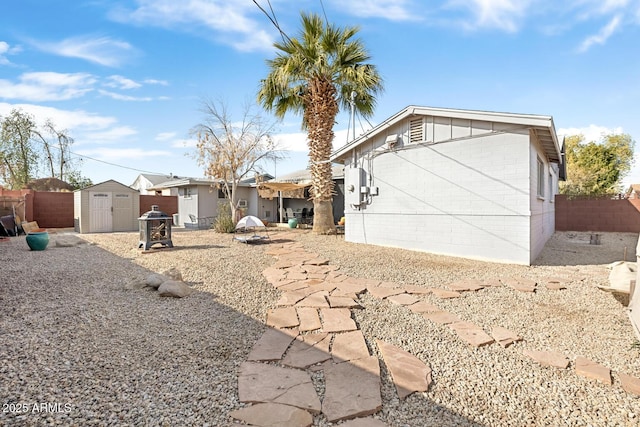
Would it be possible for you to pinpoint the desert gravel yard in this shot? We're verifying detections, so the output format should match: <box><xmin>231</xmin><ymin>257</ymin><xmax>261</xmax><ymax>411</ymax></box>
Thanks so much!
<box><xmin>1</xmin><ymin>228</ymin><xmax>640</xmax><ymax>426</ymax></box>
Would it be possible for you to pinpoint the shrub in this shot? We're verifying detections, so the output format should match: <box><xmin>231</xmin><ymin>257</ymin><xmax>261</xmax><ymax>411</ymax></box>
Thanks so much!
<box><xmin>213</xmin><ymin>202</ymin><xmax>235</xmax><ymax>233</ymax></box>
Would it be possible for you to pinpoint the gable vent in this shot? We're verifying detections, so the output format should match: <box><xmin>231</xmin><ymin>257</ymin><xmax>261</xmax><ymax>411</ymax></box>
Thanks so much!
<box><xmin>409</xmin><ymin>118</ymin><xmax>423</xmax><ymax>144</ymax></box>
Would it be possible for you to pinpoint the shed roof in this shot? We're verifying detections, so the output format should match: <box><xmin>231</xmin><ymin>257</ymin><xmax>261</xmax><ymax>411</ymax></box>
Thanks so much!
<box><xmin>331</xmin><ymin>105</ymin><xmax>561</xmax><ymax>163</ymax></box>
<box><xmin>75</xmin><ymin>179</ymin><xmax>135</xmax><ymax>192</ymax></box>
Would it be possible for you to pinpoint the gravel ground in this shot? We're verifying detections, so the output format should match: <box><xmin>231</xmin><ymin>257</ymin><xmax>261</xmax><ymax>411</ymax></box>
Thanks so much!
<box><xmin>1</xmin><ymin>228</ymin><xmax>640</xmax><ymax>426</ymax></box>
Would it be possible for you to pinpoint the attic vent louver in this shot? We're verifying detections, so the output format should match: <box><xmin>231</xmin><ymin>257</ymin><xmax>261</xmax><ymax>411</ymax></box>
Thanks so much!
<box><xmin>409</xmin><ymin>118</ymin><xmax>423</xmax><ymax>144</ymax></box>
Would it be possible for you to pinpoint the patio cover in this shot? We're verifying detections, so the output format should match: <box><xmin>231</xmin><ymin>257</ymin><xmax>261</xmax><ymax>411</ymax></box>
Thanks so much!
<box><xmin>258</xmin><ymin>182</ymin><xmax>308</xmax><ymax>199</ymax></box>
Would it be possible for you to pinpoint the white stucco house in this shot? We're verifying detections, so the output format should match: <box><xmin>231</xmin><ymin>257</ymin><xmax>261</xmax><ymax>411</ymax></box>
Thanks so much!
<box><xmin>330</xmin><ymin>105</ymin><xmax>565</xmax><ymax>265</ymax></box>
<box><xmin>149</xmin><ymin>175</ymin><xmax>278</xmax><ymax>227</ymax></box>
<box><xmin>131</xmin><ymin>173</ymin><xmax>179</xmax><ymax>195</ymax></box>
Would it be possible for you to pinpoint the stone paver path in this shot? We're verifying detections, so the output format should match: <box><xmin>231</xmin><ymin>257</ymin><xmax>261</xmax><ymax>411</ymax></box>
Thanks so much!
<box><xmin>233</xmin><ymin>233</ymin><xmax>640</xmax><ymax>426</ymax></box>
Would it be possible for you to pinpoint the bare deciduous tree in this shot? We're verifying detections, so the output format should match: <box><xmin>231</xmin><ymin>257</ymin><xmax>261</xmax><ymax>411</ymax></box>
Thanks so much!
<box><xmin>192</xmin><ymin>99</ymin><xmax>285</xmax><ymax>222</ymax></box>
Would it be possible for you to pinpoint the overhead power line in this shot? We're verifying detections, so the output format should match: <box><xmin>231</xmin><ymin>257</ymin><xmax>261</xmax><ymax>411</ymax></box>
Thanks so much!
<box><xmin>252</xmin><ymin>0</ymin><xmax>291</xmax><ymax>44</ymax></box>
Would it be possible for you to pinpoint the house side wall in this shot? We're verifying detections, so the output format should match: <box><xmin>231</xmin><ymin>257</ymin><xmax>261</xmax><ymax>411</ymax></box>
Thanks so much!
<box><xmin>343</xmin><ymin>119</ymin><xmax>533</xmax><ymax>264</ymax></box>
<box><xmin>529</xmin><ymin>132</ymin><xmax>558</xmax><ymax>263</ymax></box>
<box><xmin>197</xmin><ymin>186</ymin><xmax>218</xmax><ymax>219</ymax></box>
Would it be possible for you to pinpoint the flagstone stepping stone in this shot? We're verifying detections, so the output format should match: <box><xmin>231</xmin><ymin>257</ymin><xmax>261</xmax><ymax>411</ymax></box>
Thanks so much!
<box><xmin>266</xmin><ymin>307</ymin><xmax>299</xmax><ymax>329</ymax></box>
<box><xmin>304</xmin><ymin>257</ymin><xmax>330</xmax><ymax>266</ymax></box>
<box><xmin>295</xmin><ymin>291</ymin><xmax>330</xmax><ymax>308</ymax></box>
<box><xmin>272</xmin><ymin>279</ymin><xmax>298</xmax><ymax>289</ymax></box>
<box><xmin>327</xmin><ymin>296</ymin><xmax>362</xmax><ymax>309</ymax></box>
<box><xmin>282</xmin><ymin>333</ymin><xmax>332</xmax><ymax>368</ymax></box>
<box><xmin>375</xmin><ymin>280</ymin><xmax>397</xmax><ymax>288</ymax></box>
<box><xmin>272</xmin><ymin>260</ymin><xmax>297</xmax><ymax>269</ymax></box>
<box><xmin>229</xmin><ymin>402</ymin><xmax>313</xmax><ymax>427</ymax></box>
<box><xmin>367</xmin><ymin>286</ymin><xmax>405</xmax><ymax>299</ymax></box>
<box><xmin>247</xmin><ymin>327</ymin><xmax>299</xmax><ymax>362</ymax></box>
<box><xmin>327</xmin><ymin>272</ymin><xmax>349</xmax><ymax>282</ymax></box>
<box><xmin>575</xmin><ymin>356</ymin><xmax>612</xmax><ymax>385</ymax></box>
<box><xmin>422</xmin><ymin>310</ymin><xmax>461</xmax><ymax>325</ymax></box>
<box><xmin>307</xmin><ymin>273</ymin><xmax>327</xmax><ymax>280</ymax></box>
<box><xmin>330</xmin><ymin>289</ymin><xmax>359</xmax><ymax>300</ymax></box>
<box><xmin>522</xmin><ymin>349</ymin><xmax>570</xmax><ymax>369</ymax></box>
<box><xmin>322</xmin><ymin>356</ymin><xmax>382</xmax><ymax>422</ymax></box>
<box><xmin>350</xmin><ymin>277</ymin><xmax>381</xmax><ymax>287</ymax></box>
<box><xmin>446</xmin><ymin>279</ymin><xmax>485</xmax><ymax>292</ymax></box>
<box><xmin>287</xmin><ymin>271</ymin><xmax>308</xmax><ymax>281</ymax></box>
<box><xmin>320</xmin><ymin>308</ymin><xmax>358</xmax><ymax>333</ymax></box>
<box><xmin>263</xmin><ymin>267</ymin><xmax>287</xmax><ymax>285</ymax></box>
<box><xmin>448</xmin><ymin>322</ymin><xmax>494</xmax><ymax>347</ymax></box>
<box><xmin>238</xmin><ymin>362</ymin><xmax>321</xmax><ymax>413</ymax></box>
<box><xmin>503</xmin><ymin>277</ymin><xmax>536</xmax><ymax>292</ymax></box>
<box><xmin>332</xmin><ymin>330</ymin><xmax>370</xmax><ymax>363</ymax></box>
<box><xmin>386</xmin><ymin>293</ymin><xmax>419</xmax><ymax>306</ymax></box>
<box><xmin>305</xmin><ymin>265</ymin><xmax>334</xmax><ymax>274</ymax></box>
<box><xmin>276</xmin><ymin>291</ymin><xmax>308</xmax><ymax>306</ymax></box>
<box><xmin>335</xmin><ymin>281</ymin><xmax>368</xmax><ymax>295</ymax></box>
<box><xmin>430</xmin><ymin>288</ymin><xmax>462</xmax><ymax>299</ymax></box>
<box><xmin>491</xmin><ymin>326</ymin><xmax>522</xmax><ymax>348</ymax></box>
<box><xmin>376</xmin><ymin>339</ymin><xmax>432</xmax><ymax>399</ymax></box>
<box><xmin>482</xmin><ymin>279</ymin><xmax>503</xmax><ymax>287</ymax></box>
<box><xmin>403</xmin><ymin>285</ymin><xmax>432</xmax><ymax>295</ymax></box>
<box><xmin>339</xmin><ymin>418</ymin><xmax>389</xmax><ymax>427</ymax></box>
<box><xmin>297</xmin><ymin>307</ymin><xmax>322</xmax><ymax>332</ymax></box>
<box><xmin>408</xmin><ymin>301</ymin><xmax>440</xmax><ymax>313</ymax></box>
<box><xmin>546</xmin><ymin>282</ymin><xmax>567</xmax><ymax>290</ymax></box>
<box><xmin>619</xmin><ymin>373</ymin><xmax>640</xmax><ymax>395</ymax></box>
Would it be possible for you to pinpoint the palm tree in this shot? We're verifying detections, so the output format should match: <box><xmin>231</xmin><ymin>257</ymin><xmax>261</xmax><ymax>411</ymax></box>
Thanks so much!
<box><xmin>258</xmin><ymin>12</ymin><xmax>383</xmax><ymax>234</ymax></box>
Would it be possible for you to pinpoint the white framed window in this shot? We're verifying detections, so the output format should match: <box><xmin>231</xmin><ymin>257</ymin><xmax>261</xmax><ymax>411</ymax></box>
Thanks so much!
<box><xmin>537</xmin><ymin>157</ymin><xmax>545</xmax><ymax>198</ymax></box>
<box><xmin>182</xmin><ymin>187</ymin><xmax>193</xmax><ymax>198</ymax></box>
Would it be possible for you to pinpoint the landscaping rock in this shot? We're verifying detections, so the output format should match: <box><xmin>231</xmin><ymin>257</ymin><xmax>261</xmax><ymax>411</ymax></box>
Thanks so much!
<box><xmin>157</xmin><ymin>280</ymin><xmax>194</xmax><ymax>298</ymax></box>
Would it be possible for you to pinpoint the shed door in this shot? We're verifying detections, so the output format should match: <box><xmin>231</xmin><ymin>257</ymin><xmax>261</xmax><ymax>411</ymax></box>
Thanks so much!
<box><xmin>112</xmin><ymin>193</ymin><xmax>133</xmax><ymax>231</ymax></box>
<box><xmin>89</xmin><ymin>192</ymin><xmax>112</xmax><ymax>233</ymax></box>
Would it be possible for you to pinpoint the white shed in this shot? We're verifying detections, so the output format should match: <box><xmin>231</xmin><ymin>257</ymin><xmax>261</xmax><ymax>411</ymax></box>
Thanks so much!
<box><xmin>74</xmin><ymin>180</ymin><xmax>140</xmax><ymax>233</ymax></box>
<box><xmin>331</xmin><ymin>105</ymin><xmax>564</xmax><ymax>265</ymax></box>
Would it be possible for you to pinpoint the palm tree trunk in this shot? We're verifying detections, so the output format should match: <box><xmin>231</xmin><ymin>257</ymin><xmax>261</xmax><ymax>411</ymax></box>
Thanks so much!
<box><xmin>305</xmin><ymin>78</ymin><xmax>338</xmax><ymax>234</ymax></box>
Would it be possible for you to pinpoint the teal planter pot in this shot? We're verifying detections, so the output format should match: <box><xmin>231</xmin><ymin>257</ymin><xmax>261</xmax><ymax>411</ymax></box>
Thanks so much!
<box><xmin>288</xmin><ymin>218</ymin><xmax>298</xmax><ymax>229</ymax></box>
<box><xmin>26</xmin><ymin>230</ymin><xmax>49</xmax><ymax>251</ymax></box>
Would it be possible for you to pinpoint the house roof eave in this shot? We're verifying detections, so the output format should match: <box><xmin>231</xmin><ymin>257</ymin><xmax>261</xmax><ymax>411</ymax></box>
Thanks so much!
<box><xmin>331</xmin><ymin>105</ymin><xmax>562</xmax><ymax>163</ymax></box>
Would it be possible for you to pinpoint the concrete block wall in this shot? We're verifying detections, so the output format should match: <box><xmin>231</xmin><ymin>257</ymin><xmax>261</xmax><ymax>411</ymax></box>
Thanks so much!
<box><xmin>32</xmin><ymin>191</ymin><xmax>74</xmax><ymax>228</ymax></box>
<box><xmin>555</xmin><ymin>196</ymin><xmax>640</xmax><ymax>232</ymax></box>
<box><xmin>140</xmin><ymin>195</ymin><xmax>177</xmax><ymax>216</ymax></box>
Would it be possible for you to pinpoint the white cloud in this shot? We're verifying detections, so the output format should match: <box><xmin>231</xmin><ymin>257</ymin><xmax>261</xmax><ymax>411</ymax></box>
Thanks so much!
<box><xmin>156</xmin><ymin>132</ymin><xmax>177</xmax><ymax>141</ymax></box>
<box><xmin>98</xmin><ymin>89</ymin><xmax>153</xmax><ymax>102</ymax></box>
<box><xmin>143</xmin><ymin>79</ymin><xmax>169</xmax><ymax>86</ymax></box>
<box><xmin>84</xmin><ymin>126</ymin><xmax>138</xmax><ymax>142</ymax></box>
<box><xmin>445</xmin><ymin>0</ymin><xmax>531</xmax><ymax>32</ymax></box>
<box><xmin>109</xmin><ymin>0</ymin><xmax>275</xmax><ymax>52</ymax></box>
<box><xmin>0</xmin><ymin>72</ymin><xmax>96</xmax><ymax>102</ymax></box>
<box><xmin>578</xmin><ymin>14</ymin><xmax>622</xmax><ymax>51</ymax></box>
<box><xmin>557</xmin><ymin>124</ymin><xmax>624</xmax><ymax>142</ymax></box>
<box><xmin>32</xmin><ymin>35</ymin><xmax>135</xmax><ymax>67</ymax></box>
<box><xmin>76</xmin><ymin>147</ymin><xmax>172</xmax><ymax>160</ymax></box>
<box><xmin>104</xmin><ymin>75</ymin><xmax>141</xmax><ymax>90</ymax></box>
<box><xmin>329</xmin><ymin>0</ymin><xmax>419</xmax><ymax>21</ymax></box>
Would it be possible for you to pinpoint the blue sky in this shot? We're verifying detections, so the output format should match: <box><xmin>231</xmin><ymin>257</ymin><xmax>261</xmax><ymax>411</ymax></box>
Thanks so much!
<box><xmin>1</xmin><ymin>0</ymin><xmax>639</xmax><ymax>187</ymax></box>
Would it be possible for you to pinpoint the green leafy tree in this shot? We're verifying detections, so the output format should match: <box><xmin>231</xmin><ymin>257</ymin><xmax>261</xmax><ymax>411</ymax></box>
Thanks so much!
<box><xmin>258</xmin><ymin>12</ymin><xmax>383</xmax><ymax>234</ymax></box>
<box><xmin>0</xmin><ymin>108</ymin><xmax>91</xmax><ymax>190</ymax></box>
<box><xmin>560</xmin><ymin>133</ymin><xmax>635</xmax><ymax>196</ymax></box>
<box><xmin>0</xmin><ymin>109</ymin><xmax>41</xmax><ymax>189</ymax></box>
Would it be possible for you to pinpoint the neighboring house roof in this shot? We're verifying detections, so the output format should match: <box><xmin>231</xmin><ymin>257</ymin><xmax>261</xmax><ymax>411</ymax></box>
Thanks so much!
<box><xmin>627</xmin><ymin>184</ymin><xmax>640</xmax><ymax>194</ymax></box>
<box><xmin>25</xmin><ymin>177</ymin><xmax>74</xmax><ymax>191</ymax></box>
<box><xmin>240</xmin><ymin>173</ymin><xmax>275</xmax><ymax>185</ymax></box>
<box><xmin>149</xmin><ymin>177</ymin><xmax>218</xmax><ymax>190</ymax></box>
<box><xmin>138</xmin><ymin>173</ymin><xmax>178</xmax><ymax>186</ymax></box>
<box><xmin>331</xmin><ymin>105</ymin><xmax>562</xmax><ymax>163</ymax></box>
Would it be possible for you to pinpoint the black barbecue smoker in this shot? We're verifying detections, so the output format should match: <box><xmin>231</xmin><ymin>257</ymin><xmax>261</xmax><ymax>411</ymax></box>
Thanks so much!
<box><xmin>138</xmin><ymin>205</ymin><xmax>173</xmax><ymax>250</ymax></box>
